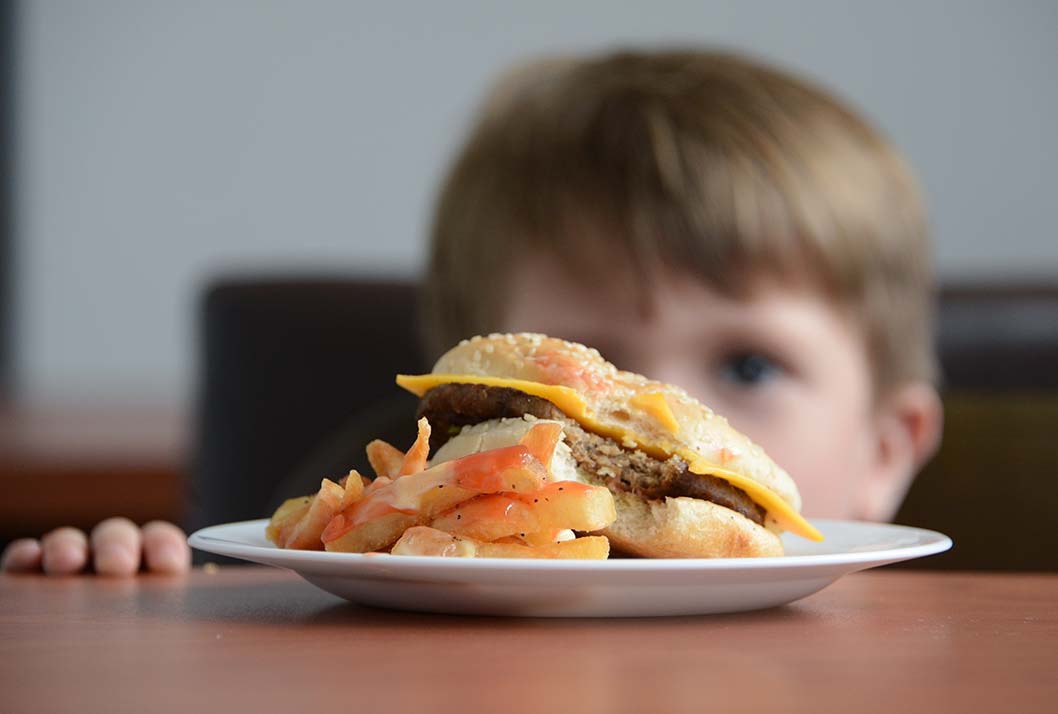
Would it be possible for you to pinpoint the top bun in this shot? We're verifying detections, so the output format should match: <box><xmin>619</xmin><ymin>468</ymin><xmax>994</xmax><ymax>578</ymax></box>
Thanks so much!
<box><xmin>433</xmin><ymin>333</ymin><xmax>803</xmax><ymax>518</ymax></box>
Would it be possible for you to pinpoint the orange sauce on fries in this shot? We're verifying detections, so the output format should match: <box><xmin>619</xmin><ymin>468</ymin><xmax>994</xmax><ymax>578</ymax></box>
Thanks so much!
<box><xmin>450</xmin><ymin>445</ymin><xmax>546</xmax><ymax>491</ymax></box>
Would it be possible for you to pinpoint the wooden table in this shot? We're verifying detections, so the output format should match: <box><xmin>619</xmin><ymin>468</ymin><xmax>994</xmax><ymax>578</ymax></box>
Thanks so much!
<box><xmin>1</xmin><ymin>568</ymin><xmax>1055</xmax><ymax>713</ymax></box>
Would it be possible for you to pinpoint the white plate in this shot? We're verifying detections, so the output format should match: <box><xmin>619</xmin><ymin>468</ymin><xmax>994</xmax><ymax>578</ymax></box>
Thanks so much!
<box><xmin>189</xmin><ymin>519</ymin><xmax>951</xmax><ymax>617</ymax></box>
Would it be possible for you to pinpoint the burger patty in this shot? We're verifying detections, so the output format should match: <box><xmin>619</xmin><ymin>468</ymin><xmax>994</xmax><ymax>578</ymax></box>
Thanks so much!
<box><xmin>417</xmin><ymin>383</ymin><xmax>766</xmax><ymax>526</ymax></box>
<box><xmin>420</xmin><ymin>383</ymin><xmax>566</xmax><ymax>451</ymax></box>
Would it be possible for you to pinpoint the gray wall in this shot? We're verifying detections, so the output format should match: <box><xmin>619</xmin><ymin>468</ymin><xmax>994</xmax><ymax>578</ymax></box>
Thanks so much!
<box><xmin>14</xmin><ymin>1</ymin><xmax>1058</xmax><ymax>404</ymax></box>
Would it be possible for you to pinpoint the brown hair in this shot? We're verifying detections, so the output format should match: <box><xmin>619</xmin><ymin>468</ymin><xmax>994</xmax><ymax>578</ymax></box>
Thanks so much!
<box><xmin>423</xmin><ymin>49</ymin><xmax>936</xmax><ymax>393</ymax></box>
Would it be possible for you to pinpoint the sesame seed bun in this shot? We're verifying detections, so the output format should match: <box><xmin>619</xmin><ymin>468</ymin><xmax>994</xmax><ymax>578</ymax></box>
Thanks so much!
<box><xmin>425</xmin><ymin>333</ymin><xmax>807</xmax><ymax>557</ymax></box>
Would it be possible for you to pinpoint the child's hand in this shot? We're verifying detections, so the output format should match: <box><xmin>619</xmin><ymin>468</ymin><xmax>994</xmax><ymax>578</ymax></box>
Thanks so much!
<box><xmin>1</xmin><ymin>518</ymin><xmax>190</xmax><ymax>576</ymax></box>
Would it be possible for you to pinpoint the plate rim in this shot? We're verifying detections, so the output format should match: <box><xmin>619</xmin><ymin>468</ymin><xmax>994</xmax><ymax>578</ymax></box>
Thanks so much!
<box><xmin>189</xmin><ymin>518</ymin><xmax>953</xmax><ymax>572</ymax></box>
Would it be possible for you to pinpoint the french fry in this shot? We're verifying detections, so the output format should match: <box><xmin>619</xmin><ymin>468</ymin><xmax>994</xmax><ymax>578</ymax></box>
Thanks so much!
<box><xmin>399</xmin><ymin>417</ymin><xmax>431</xmax><ymax>476</ymax></box>
<box><xmin>366</xmin><ymin>418</ymin><xmax>431</xmax><ymax>480</ymax></box>
<box><xmin>391</xmin><ymin>526</ymin><xmax>609</xmax><ymax>560</ymax></box>
<box><xmin>430</xmin><ymin>495</ymin><xmax>535</xmax><ymax>542</ymax></box>
<box><xmin>283</xmin><ymin>478</ymin><xmax>344</xmax><ymax>550</ymax></box>
<box><xmin>266</xmin><ymin>496</ymin><xmax>312</xmax><ymax>545</ymax></box>
<box><xmin>405</xmin><ymin>447</ymin><xmax>549</xmax><ymax>518</ymax></box>
<box><xmin>477</xmin><ymin>534</ymin><xmax>609</xmax><ymax>560</ymax></box>
<box><xmin>366</xmin><ymin>440</ymin><xmax>404</xmax><ymax>479</ymax></box>
<box><xmin>388</xmin><ymin>525</ymin><xmax>477</xmax><ymax>557</ymax></box>
<box><xmin>518</xmin><ymin>421</ymin><xmax>563</xmax><ymax>470</ymax></box>
<box><xmin>339</xmin><ymin>445</ymin><xmax>550</xmax><ymax>536</ymax></box>
<box><xmin>430</xmin><ymin>482</ymin><xmax>615</xmax><ymax>542</ymax></box>
<box><xmin>341</xmin><ymin>469</ymin><xmax>365</xmax><ymax>509</ymax></box>
<box><xmin>364</xmin><ymin>476</ymin><xmax>393</xmax><ymax>494</ymax></box>
<box><xmin>323</xmin><ymin>512</ymin><xmax>421</xmax><ymax>553</ymax></box>
<box><xmin>285</xmin><ymin>438</ymin><xmax>566</xmax><ymax>555</ymax></box>
<box><xmin>518</xmin><ymin>530</ymin><xmax>573</xmax><ymax>547</ymax></box>
<box><xmin>416</xmin><ymin>484</ymin><xmax>482</xmax><ymax>519</ymax></box>
<box><xmin>517</xmin><ymin>481</ymin><xmax>616</xmax><ymax>532</ymax></box>
<box><xmin>448</xmin><ymin>445</ymin><xmax>548</xmax><ymax>494</ymax></box>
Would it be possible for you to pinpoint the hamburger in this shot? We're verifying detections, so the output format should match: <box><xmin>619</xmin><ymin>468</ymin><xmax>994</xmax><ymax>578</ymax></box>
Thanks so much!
<box><xmin>397</xmin><ymin>333</ymin><xmax>822</xmax><ymax>558</ymax></box>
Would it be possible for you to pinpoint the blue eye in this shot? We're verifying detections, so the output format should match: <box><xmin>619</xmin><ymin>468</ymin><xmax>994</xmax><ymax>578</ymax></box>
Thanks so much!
<box><xmin>720</xmin><ymin>352</ymin><xmax>783</xmax><ymax>386</ymax></box>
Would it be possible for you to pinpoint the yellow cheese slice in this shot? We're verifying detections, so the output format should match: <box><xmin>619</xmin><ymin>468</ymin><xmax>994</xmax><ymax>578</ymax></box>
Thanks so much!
<box><xmin>398</xmin><ymin>374</ymin><xmax>590</xmax><ymax>416</ymax></box>
<box><xmin>679</xmin><ymin>455</ymin><xmax>823</xmax><ymax>541</ymax></box>
<box><xmin>396</xmin><ymin>373</ymin><xmax>823</xmax><ymax>541</ymax></box>
<box><xmin>629</xmin><ymin>391</ymin><xmax>681</xmax><ymax>434</ymax></box>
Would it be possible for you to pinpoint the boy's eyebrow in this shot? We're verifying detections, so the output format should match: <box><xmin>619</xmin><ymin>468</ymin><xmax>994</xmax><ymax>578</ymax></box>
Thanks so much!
<box><xmin>686</xmin><ymin>292</ymin><xmax>859</xmax><ymax>360</ymax></box>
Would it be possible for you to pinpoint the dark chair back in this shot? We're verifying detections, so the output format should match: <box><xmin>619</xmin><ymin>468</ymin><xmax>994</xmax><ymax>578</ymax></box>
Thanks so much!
<box><xmin>933</xmin><ymin>285</ymin><xmax>1058</xmax><ymax>391</ymax></box>
<box><xmin>189</xmin><ymin>276</ymin><xmax>425</xmax><ymax>534</ymax></box>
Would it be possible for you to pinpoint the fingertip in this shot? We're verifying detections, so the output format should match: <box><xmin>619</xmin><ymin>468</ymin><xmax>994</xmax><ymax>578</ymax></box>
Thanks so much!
<box><xmin>90</xmin><ymin>517</ymin><xmax>143</xmax><ymax>577</ymax></box>
<box><xmin>93</xmin><ymin>542</ymin><xmax>141</xmax><ymax>576</ymax></box>
<box><xmin>145</xmin><ymin>542</ymin><xmax>191</xmax><ymax>574</ymax></box>
<box><xmin>91</xmin><ymin>516</ymin><xmax>139</xmax><ymax>536</ymax></box>
<box><xmin>44</xmin><ymin>547</ymin><xmax>88</xmax><ymax>575</ymax></box>
<box><xmin>1</xmin><ymin>538</ymin><xmax>43</xmax><ymax>572</ymax></box>
<box><xmin>142</xmin><ymin>521</ymin><xmax>191</xmax><ymax>574</ymax></box>
<box><xmin>41</xmin><ymin>527</ymin><xmax>89</xmax><ymax>575</ymax></box>
<box><xmin>147</xmin><ymin>546</ymin><xmax>191</xmax><ymax>574</ymax></box>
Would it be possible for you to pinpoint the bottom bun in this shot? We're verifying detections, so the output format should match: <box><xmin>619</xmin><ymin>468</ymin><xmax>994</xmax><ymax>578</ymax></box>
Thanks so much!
<box><xmin>600</xmin><ymin>490</ymin><xmax>784</xmax><ymax>558</ymax></box>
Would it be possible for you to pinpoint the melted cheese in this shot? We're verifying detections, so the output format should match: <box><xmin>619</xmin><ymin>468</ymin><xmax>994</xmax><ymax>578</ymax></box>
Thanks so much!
<box><xmin>629</xmin><ymin>391</ymin><xmax>681</xmax><ymax>434</ymax></box>
<box><xmin>398</xmin><ymin>374</ymin><xmax>589</xmax><ymax>416</ymax></box>
<box><xmin>396</xmin><ymin>373</ymin><xmax>823</xmax><ymax>541</ymax></box>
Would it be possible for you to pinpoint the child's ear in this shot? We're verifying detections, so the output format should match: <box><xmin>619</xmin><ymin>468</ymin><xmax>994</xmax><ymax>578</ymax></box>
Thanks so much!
<box><xmin>857</xmin><ymin>383</ymin><xmax>944</xmax><ymax>522</ymax></box>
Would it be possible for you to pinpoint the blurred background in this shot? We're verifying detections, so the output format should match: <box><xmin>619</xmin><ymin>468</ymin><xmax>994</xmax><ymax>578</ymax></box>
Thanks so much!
<box><xmin>1</xmin><ymin>1</ymin><xmax>1055</xmax><ymax>568</ymax></box>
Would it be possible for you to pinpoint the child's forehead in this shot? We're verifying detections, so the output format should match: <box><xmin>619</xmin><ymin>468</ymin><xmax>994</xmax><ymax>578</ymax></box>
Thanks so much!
<box><xmin>507</xmin><ymin>247</ymin><xmax>832</xmax><ymax>311</ymax></box>
<box><xmin>503</xmin><ymin>248</ymin><xmax>855</xmax><ymax>337</ymax></box>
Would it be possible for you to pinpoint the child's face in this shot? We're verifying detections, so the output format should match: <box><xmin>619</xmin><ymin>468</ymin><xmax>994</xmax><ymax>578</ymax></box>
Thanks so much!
<box><xmin>500</xmin><ymin>253</ymin><xmax>918</xmax><ymax>521</ymax></box>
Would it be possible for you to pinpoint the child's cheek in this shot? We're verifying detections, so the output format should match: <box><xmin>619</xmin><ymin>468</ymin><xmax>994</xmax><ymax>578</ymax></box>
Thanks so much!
<box><xmin>742</xmin><ymin>394</ymin><xmax>865</xmax><ymax>520</ymax></box>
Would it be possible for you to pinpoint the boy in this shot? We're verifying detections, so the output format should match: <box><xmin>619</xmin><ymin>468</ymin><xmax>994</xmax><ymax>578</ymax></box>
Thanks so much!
<box><xmin>2</xmin><ymin>49</ymin><xmax>941</xmax><ymax>575</ymax></box>
<box><xmin>425</xmin><ymin>50</ymin><xmax>942</xmax><ymax>524</ymax></box>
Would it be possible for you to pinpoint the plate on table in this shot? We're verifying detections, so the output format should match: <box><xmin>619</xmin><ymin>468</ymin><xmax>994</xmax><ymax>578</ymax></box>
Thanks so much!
<box><xmin>189</xmin><ymin>519</ymin><xmax>951</xmax><ymax>618</ymax></box>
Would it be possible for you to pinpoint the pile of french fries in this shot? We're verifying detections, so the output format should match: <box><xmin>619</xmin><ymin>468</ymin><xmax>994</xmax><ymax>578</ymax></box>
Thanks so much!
<box><xmin>266</xmin><ymin>419</ymin><xmax>616</xmax><ymax>559</ymax></box>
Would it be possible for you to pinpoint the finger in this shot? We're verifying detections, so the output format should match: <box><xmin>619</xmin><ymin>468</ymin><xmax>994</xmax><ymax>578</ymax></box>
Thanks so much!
<box><xmin>141</xmin><ymin>521</ymin><xmax>190</xmax><ymax>574</ymax></box>
<box><xmin>1</xmin><ymin>538</ymin><xmax>44</xmax><ymax>572</ymax></box>
<box><xmin>89</xmin><ymin>517</ymin><xmax>143</xmax><ymax>576</ymax></box>
<box><xmin>41</xmin><ymin>527</ymin><xmax>89</xmax><ymax>575</ymax></box>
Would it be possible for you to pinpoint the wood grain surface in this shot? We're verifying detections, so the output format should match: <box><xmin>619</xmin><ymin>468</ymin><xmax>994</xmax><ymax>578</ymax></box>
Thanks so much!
<box><xmin>2</xmin><ymin>567</ymin><xmax>1055</xmax><ymax>714</ymax></box>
